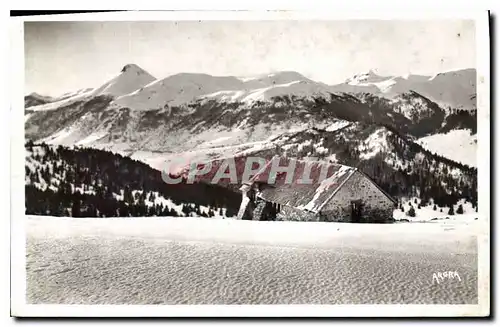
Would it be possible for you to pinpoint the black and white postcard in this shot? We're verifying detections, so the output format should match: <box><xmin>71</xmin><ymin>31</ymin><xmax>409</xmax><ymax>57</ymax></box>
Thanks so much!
<box><xmin>10</xmin><ymin>10</ymin><xmax>491</xmax><ymax>317</ymax></box>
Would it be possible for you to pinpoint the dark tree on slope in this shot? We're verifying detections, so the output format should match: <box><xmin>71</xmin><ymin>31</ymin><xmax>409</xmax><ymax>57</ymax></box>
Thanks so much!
<box><xmin>124</xmin><ymin>186</ymin><xmax>134</xmax><ymax>204</ymax></box>
<box><xmin>448</xmin><ymin>206</ymin><xmax>455</xmax><ymax>215</ymax></box>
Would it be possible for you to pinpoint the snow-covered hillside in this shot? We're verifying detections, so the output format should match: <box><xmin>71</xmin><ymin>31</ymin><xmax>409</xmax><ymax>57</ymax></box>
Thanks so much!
<box><xmin>128</xmin><ymin>119</ymin><xmax>352</xmax><ymax>172</ymax></box>
<box><xmin>26</xmin><ymin>65</ymin><xmax>477</xmax><ymax>115</ymax></box>
<box><xmin>343</xmin><ymin>70</ymin><xmax>400</xmax><ymax>92</ymax></box>
<box><xmin>25</xmin><ymin>64</ymin><xmax>477</xmax><ymax>153</ymax></box>
<box><xmin>393</xmin><ymin>197</ymin><xmax>477</xmax><ymax>222</ymax></box>
<box><xmin>417</xmin><ymin>69</ymin><xmax>477</xmax><ymax>110</ymax></box>
<box><xmin>26</xmin><ymin>89</ymin><xmax>96</xmax><ymax>112</ymax></box>
<box><xmin>112</xmin><ymin>73</ymin><xmax>243</xmax><ymax>110</ymax></box>
<box><xmin>388</xmin><ymin>91</ymin><xmax>443</xmax><ymax>122</ymax></box>
<box><xmin>54</xmin><ymin>88</ymin><xmax>94</xmax><ymax>102</ymax></box>
<box><xmin>92</xmin><ymin>64</ymin><xmax>156</xmax><ymax>97</ymax></box>
<box><xmin>417</xmin><ymin>129</ymin><xmax>477</xmax><ymax>167</ymax></box>
<box><xmin>202</xmin><ymin>80</ymin><xmax>332</xmax><ymax>104</ymax></box>
<box><xmin>332</xmin><ymin>68</ymin><xmax>476</xmax><ymax>111</ymax></box>
<box><xmin>26</xmin><ymin>215</ymin><xmax>479</xmax><ymax>305</ymax></box>
<box><xmin>27</xmin><ymin>64</ymin><xmax>156</xmax><ymax>112</ymax></box>
<box><xmin>111</xmin><ymin>70</ymin><xmax>331</xmax><ymax>109</ymax></box>
<box><xmin>24</xmin><ymin>92</ymin><xmax>55</xmax><ymax>108</ymax></box>
<box><xmin>24</xmin><ymin>63</ymin><xmax>477</xmax><ymax>215</ymax></box>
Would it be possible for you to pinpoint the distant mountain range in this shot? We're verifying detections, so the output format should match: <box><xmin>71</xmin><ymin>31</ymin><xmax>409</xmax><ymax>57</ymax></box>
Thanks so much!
<box><xmin>337</xmin><ymin>69</ymin><xmax>476</xmax><ymax>111</ymax></box>
<box><xmin>26</xmin><ymin>65</ymin><xmax>476</xmax><ymax>112</ymax></box>
<box><xmin>25</xmin><ymin>64</ymin><xmax>477</xmax><ymax>164</ymax></box>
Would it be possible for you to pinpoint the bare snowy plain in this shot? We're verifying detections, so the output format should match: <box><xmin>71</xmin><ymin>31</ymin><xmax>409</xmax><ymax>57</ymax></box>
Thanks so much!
<box><xmin>25</xmin><ymin>215</ymin><xmax>479</xmax><ymax>305</ymax></box>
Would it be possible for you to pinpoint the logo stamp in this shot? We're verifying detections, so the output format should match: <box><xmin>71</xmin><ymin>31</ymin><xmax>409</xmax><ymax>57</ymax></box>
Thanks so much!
<box><xmin>432</xmin><ymin>271</ymin><xmax>462</xmax><ymax>284</ymax></box>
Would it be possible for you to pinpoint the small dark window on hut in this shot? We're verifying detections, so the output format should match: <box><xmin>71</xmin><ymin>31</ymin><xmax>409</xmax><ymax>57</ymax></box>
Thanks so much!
<box><xmin>350</xmin><ymin>200</ymin><xmax>363</xmax><ymax>223</ymax></box>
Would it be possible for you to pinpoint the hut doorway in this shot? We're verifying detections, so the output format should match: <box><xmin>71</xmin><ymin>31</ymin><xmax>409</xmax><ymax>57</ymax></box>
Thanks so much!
<box><xmin>350</xmin><ymin>200</ymin><xmax>363</xmax><ymax>223</ymax></box>
<box><xmin>253</xmin><ymin>200</ymin><xmax>281</xmax><ymax>221</ymax></box>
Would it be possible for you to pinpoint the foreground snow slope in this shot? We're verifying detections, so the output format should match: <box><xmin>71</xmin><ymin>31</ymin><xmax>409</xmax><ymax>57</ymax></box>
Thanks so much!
<box><xmin>27</xmin><ymin>216</ymin><xmax>478</xmax><ymax>305</ymax></box>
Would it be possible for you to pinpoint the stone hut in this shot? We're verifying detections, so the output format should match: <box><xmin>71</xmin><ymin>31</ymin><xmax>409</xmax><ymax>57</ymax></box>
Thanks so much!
<box><xmin>237</xmin><ymin>158</ymin><xmax>397</xmax><ymax>223</ymax></box>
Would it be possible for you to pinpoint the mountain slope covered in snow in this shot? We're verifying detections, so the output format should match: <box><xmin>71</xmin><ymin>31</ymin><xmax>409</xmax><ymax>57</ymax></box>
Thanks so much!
<box><xmin>331</xmin><ymin>68</ymin><xmax>476</xmax><ymax>111</ymax></box>
<box><xmin>26</xmin><ymin>64</ymin><xmax>156</xmax><ymax>112</ymax></box>
<box><xmin>417</xmin><ymin>129</ymin><xmax>477</xmax><ymax>168</ymax></box>
<box><xmin>24</xmin><ymin>93</ymin><xmax>55</xmax><ymax>108</ymax></box>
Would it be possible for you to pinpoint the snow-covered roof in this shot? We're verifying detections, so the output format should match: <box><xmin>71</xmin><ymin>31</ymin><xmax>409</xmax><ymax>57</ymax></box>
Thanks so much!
<box><xmin>174</xmin><ymin>155</ymin><xmax>396</xmax><ymax>212</ymax></box>
<box><xmin>245</xmin><ymin>158</ymin><xmax>357</xmax><ymax>213</ymax></box>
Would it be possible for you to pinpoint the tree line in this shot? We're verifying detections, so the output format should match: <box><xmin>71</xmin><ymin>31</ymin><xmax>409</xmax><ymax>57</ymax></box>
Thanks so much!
<box><xmin>25</xmin><ymin>141</ymin><xmax>240</xmax><ymax>217</ymax></box>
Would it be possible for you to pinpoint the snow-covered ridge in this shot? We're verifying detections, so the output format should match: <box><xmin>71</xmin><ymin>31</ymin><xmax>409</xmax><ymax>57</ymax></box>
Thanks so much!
<box><xmin>389</xmin><ymin>92</ymin><xmax>434</xmax><ymax>121</ymax></box>
<box><xmin>111</xmin><ymin>73</ymin><xmax>242</xmax><ymax>110</ymax></box>
<box><xmin>92</xmin><ymin>63</ymin><xmax>156</xmax><ymax>97</ymax></box>
<box><xmin>202</xmin><ymin>80</ymin><xmax>316</xmax><ymax>104</ymax></box>
<box><xmin>112</xmin><ymin>71</ymin><xmax>320</xmax><ymax>109</ymax></box>
<box><xmin>345</xmin><ymin>70</ymin><xmax>391</xmax><ymax>85</ymax></box>
<box><xmin>54</xmin><ymin>88</ymin><xmax>94</xmax><ymax>101</ymax></box>
<box><xmin>27</xmin><ymin>67</ymin><xmax>326</xmax><ymax>113</ymax></box>
<box><xmin>27</xmin><ymin>89</ymin><xmax>96</xmax><ymax>112</ymax></box>
<box><xmin>341</xmin><ymin>70</ymin><xmax>399</xmax><ymax>93</ymax></box>
<box><xmin>26</xmin><ymin>64</ymin><xmax>476</xmax><ymax>113</ymax></box>
<box><xmin>358</xmin><ymin>128</ymin><xmax>391</xmax><ymax>160</ymax></box>
<box><xmin>25</xmin><ymin>64</ymin><xmax>477</xmax><ymax>162</ymax></box>
<box><xmin>25</xmin><ymin>92</ymin><xmax>54</xmax><ymax>102</ymax></box>
<box><xmin>27</xmin><ymin>64</ymin><xmax>156</xmax><ymax>112</ymax></box>
<box><xmin>325</xmin><ymin>121</ymin><xmax>351</xmax><ymax>132</ymax></box>
<box><xmin>334</xmin><ymin>68</ymin><xmax>476</xmax><ymax>111</ymax></box>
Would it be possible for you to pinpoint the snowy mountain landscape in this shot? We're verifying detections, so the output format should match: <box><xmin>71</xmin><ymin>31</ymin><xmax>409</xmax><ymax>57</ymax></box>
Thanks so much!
<box><xmin>24</xmin><ymin>64</ymin><xmax>480</xmax><ymax>306</ymax></box>
<box><xmin>25</xmin><ymin>64</ymin><xmax>477</xmax><ymax>157</ymax></box>
<box><xmin>25</xmin><ymin>64</ymin><xmax>478</xmax><ymax>216</ymax></box>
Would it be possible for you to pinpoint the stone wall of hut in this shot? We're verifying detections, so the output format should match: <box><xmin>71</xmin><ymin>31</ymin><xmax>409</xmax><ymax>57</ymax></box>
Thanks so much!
<box><xmin>252</xmin><ymin>198</ymin><xmax>276</xmax><ymax>221</ymax></box>
<box><xmin>242</xmin><ymin>171</ymin><xmax>395</xmax><ymax>223</ymax></box>
<box><xmin>276</xmin><ymin>205</ymin><xmax>319</xmax><ymax>222</ymax></box>
<box><xmin>320</xmin><ymin>171</ymin><xmax>396</xmax><ymax>223</ymax></box>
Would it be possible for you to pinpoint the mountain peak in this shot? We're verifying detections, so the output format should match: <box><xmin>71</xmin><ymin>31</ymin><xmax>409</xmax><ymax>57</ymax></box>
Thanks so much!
<box><xmin>27</xmin><ymin>92</ymin><xmax>45</xmax><ymax>98</ymax></box>
<box><xmin>89</xmin><ymin>64</ymin><xmax>156</xmax><ymax>98</ymax></box>
<box><xmin>267</xmin><ymin>71</ymin><xmax>310</xmax><ymax>81</ymax></box>
<box><xmin>345</xmin><ymin>69</ymin><xmax>383</xmax><ymax>83</ymax></box>
<box><xmin>121</xmin><ymin>63</ymin><xmax>139</xmax><ymax>72</ymax></box>
<box><xmin>120</xmin><ymin>63</ymin><xmax>152</xmax><ymax>76</ymax></box>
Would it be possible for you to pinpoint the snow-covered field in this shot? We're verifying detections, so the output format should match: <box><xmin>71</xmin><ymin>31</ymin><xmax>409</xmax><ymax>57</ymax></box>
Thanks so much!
<box><xmin>26</xmin><ymin>215</ymin><xmax>478</xmax><ymax>305</ymax></box>
<box><xmin>393</xmin><ymin>198</ymin><xmax>477</xmax><ymax>222</ymax></box>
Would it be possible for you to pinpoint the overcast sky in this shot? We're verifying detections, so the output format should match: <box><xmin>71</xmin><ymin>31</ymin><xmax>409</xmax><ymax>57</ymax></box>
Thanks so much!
<box><xmin>25</xmin><ymin>20</ymin><xmax>475</xmax><ymax>96</ymax></box>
